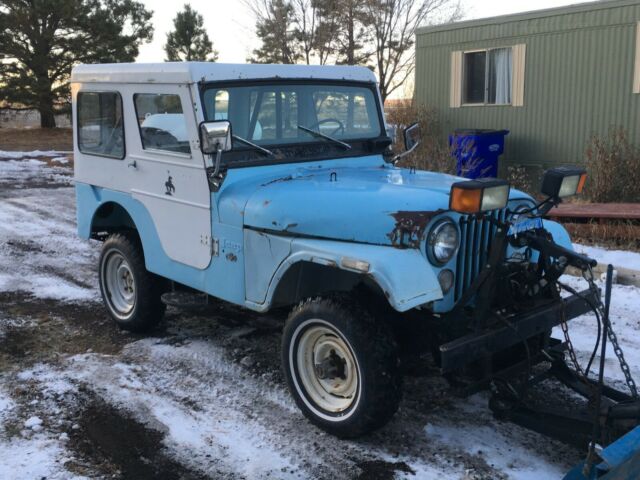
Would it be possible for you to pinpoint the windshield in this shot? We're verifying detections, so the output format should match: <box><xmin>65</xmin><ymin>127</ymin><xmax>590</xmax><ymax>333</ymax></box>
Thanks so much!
<box><xmin>202</xmin><ymin>82</ymin><xmax>382</xmax><ymax>150</ymax></box>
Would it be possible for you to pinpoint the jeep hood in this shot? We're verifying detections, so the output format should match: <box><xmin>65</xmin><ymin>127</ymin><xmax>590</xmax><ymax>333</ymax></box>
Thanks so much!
<box><xmin>227</xmin><ymin>164</ymin><xmax>524</xmax><ymax>247</ymax></box>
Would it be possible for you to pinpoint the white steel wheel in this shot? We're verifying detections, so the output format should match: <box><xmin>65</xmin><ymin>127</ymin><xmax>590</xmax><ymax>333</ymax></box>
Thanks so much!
<box><xmin>292</xmin><ymin>319</ymin><xmax>361</xmax><ymax>418</ymax></box>
<box><xmin>282</xmin><ymin>296</ymin><xmax>402</xmax><ymax>438</ymax></box>
<box><xmin>102</xmin><ymin>250</ymin><xmax>136</xmax><ymax>320</ymax></box>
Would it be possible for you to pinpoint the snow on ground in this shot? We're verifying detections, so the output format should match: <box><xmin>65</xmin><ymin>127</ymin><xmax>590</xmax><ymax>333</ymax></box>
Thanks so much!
<box><xmin>0</xmin><ymin>155</ymin><xmax>97</xmax><ymax>301</ymax></box>
<box><xmin>0</xmin><ymin>150</ymin><xmax>71</xmax><ymax>159</ymax></box>
<box><xmin>0</xmin><ymin>436</ymin><xmax>85</xmax><ymax>480</ymax></box>
<box><xmin>573</xmin><ymin>243</ymin><xmax>640</xmax><ymax>272</ymax></box>
<box><xmin>554</xmin><ymin>274</ymin><xmax>640</xmax><ymax>389</ymax></box>
<box><xmin>1</xmin><ymin>155</ymin><xmax>640</xmax><ymax>479</ymax></box>
<box><xmin>0</xmin><ymin>372</ymin><xmax>85</xmax><ymax>480</ymax></box>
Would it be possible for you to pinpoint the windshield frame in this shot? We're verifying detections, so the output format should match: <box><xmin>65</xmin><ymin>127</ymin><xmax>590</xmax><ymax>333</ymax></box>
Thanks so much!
<box><xmin>198</xmin><ymin>78</ymin><xmax>389</xmax><ymax>169</ymax></box>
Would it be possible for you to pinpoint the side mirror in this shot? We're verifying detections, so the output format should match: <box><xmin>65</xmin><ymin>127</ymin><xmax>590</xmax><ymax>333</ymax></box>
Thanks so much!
<box><xmin>404</xmin><ymin>122</ymin><xmax>421</xmax><ymax>151</ymax></box>
<box><xmin>199</xmin><ymin>120</ymin><xmax>232</xmax><ymax>155</ymax></box>
<box><xmin>392</xmin><ymin>122</ymin><xmax>421</xmax><ymax>164</ymax></box>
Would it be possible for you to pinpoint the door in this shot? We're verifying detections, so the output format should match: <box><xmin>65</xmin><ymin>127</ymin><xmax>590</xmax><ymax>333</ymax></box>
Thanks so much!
<box><xmin>126</xmin><ymin>84</ymin><xmax>212</xmax><ymax>270</ymax></box>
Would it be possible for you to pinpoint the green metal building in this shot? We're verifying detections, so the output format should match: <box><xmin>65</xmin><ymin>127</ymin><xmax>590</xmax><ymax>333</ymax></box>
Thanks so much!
<box><xmin>415</xmin><ymin>0</ymin><xmax>640</xmax><ymax>171</ymax></box>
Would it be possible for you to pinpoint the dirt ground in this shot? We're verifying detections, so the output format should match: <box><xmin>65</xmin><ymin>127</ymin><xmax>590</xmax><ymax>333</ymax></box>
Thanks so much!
<box><xmin>0</xmin><ymin>127</ymin><xmax>73</xmax><ymax>152</ymax></box>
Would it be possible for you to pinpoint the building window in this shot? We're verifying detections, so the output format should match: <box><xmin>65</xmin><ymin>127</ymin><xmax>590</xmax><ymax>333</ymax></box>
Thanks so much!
<box><xmin>77</xmin><ymin>91</ymin><xmax>125</xmax><ymax>159</ymax></box>
<box><xmin>463</xmin><ymin>48</ymin><xmax>512</xmax><ymax>105</ymax></box>
<box><xmin>451</xmin><ymin>44</ymin><xmax>526</xmax><ymax>108</ymax></box>
<box><xmin>134</xmin><ymin>93</ymin><xmax>191</xmax><ymax>154</ymax></box>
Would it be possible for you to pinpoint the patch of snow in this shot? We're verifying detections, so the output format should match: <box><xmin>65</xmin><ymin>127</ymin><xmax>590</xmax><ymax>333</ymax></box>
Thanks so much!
<box><xmin>24</xmin><ymin>416</ymin><xmax>43</xmax><ymax>431</ymax></box>
<box><xmin>0</xmin><ymin>150</ymin><xmax>68</xmax><ymax>159</ymax></box>
<box><xmin>0</xmin><ymin>389</ymin><xmax>15</xmax><ymax>431</ymax></box>
<box><xmin>0</xmin><ymin>436</ymin><xmax>85</xmax><ymax>480</ymax></box>
<box><xmin>425</xmin><ymin>419</ymin><xmax>566</xmax><ymax>480</ymax></box>
<box><xmin>0</xmin><ymin>158</ymin><xmax>98</xmax><ymax>301</ymax></box>
<box><xmin>51</xmin><ymin>157</ymin><xmax>69</xmax><ymax>164</ymax></box>
<box><xmin>574</xmin><ymin>243</ymin><xmax>640</xmax><ymax>272</ymax></box>
<box><xmin>554</xmin><ymin>275</ymin><xmax>640</xmax><ymax>387</ymax></box>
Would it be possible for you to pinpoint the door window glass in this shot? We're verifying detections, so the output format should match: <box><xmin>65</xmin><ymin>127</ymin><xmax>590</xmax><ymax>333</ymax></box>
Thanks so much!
<box><xmin>134</xmin><ymin>93</ymin><xmax>191</xmax><ymax>154</ymax></box>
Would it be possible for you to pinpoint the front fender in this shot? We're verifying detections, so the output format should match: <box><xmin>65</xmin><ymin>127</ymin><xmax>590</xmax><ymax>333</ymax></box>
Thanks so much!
<box><xmin>542</xmin><ymin>219</ymin><xmax>573</xmax><ymax>250</ymax></box>
<box><xmin>248</xmin><ymin>237</ymin><xmax>443</xmax><ymax>312</ymax></box>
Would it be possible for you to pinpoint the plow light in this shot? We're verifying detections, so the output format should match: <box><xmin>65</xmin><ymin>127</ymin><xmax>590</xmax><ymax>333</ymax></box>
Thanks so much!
<box><xmin>449</xmin><ymin>178</ymin><xmax>510</xmax><ymax>214</ymax></box>
<box><xmin>541</xmin><ymin>166</ymin><xmax>587</xmax><ymax>199</ymax></box>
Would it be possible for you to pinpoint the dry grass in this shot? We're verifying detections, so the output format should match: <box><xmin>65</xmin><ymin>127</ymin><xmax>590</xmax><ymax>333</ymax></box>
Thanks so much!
<box><xmin>385</xmin><ymin>101</ymin><xmax>456</xmax><ymax>174</ymax></box>
<box><xmin>564</xmin><ymin>221</ymin><xmax>640</xmax><ymax>252</ymax></box>
<box><xmin>585</xmin><ymin>128</ymin><xmax>640</xmax><ymax>203</ymax></box>
<box><xmin>0</xmin><ymin>128</ymin><xmax>72</xmax><ymax>151</ymax></box>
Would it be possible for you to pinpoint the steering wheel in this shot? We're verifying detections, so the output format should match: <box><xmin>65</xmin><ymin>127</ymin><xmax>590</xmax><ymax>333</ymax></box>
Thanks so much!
<box><xmin>141</xmin><ymin>127</ymin><xmax>179</xmax><ymax>149</ymax></box>
<box><xmin>308</xmin><ymin>118</ymin><xmax>345</xmax><ymax>136</ymax></box>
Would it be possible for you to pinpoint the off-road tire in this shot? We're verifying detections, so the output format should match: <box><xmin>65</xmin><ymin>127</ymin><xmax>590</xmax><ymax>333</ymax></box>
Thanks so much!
<box><xmin>282</xmin><ymin>294</ymin><xmax>401</xmax><ymax>438</ymax></box>
<box><xmin>98</xmin><ymin>233</ymin><xmax>166</xmax><ymax>332</ymax></box>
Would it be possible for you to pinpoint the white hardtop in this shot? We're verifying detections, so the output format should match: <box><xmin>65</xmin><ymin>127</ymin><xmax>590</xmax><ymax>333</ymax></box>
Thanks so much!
<box><xmin>71</xmin><ymin>62</ymin><xmax>377</xmax><ymax>85</ymax></box>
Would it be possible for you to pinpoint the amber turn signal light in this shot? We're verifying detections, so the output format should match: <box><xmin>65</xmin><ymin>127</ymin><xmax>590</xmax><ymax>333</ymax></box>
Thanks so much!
<box><xmin>450</xmin><ymin>178</ymin><xmax>511</xmax><ymax>214</ymax></box>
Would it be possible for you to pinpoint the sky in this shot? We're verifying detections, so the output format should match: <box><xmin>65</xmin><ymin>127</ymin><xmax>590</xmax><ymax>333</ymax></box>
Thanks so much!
<box><xmin>137</xmin><ymin>0</ymin><xmax>598</xmax><ymax>64</ymax></box>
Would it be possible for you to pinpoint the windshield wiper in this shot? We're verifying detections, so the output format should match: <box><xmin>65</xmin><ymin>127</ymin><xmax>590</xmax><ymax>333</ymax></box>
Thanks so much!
<box><xmin>232</xmin><ymin>135</ymin><xmax>275</xmax><ymax>157</ymax></box>
<box><xmin>297</xmin><ymin>125</ymin><xmax>352</xmax><ymax>150</ymax></box>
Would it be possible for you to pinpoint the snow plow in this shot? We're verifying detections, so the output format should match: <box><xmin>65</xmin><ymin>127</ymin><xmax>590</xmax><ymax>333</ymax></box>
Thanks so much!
<box><xmin>434</xmin><ymin>173</ymin><xmax>640</xmax><ymax>479</ymax></box>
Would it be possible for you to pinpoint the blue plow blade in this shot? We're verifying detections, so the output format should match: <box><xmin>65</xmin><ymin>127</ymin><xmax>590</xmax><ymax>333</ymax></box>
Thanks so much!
<box><xmin>563</xmin><ymin>426</ymin><xmax>640</xmax><ymax>479</ymax></box>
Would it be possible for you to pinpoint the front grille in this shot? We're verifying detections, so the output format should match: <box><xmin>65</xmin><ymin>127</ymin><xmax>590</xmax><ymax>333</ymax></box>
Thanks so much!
<box><xmin>454</xmin><ymin>209</ymin><xmax>508</xmax><ymax>301</ymax></box>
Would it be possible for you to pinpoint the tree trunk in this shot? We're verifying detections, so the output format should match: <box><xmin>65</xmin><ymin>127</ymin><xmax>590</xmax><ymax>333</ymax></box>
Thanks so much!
<box><xmin>39</xmin><ymin>100</ymin><xmax>56</xmax><ymax>128</ymax></box>
<box><xmin>36</xmin><ymin>73</ymin><xmax>56</xmax><ymax>128</ymax></box>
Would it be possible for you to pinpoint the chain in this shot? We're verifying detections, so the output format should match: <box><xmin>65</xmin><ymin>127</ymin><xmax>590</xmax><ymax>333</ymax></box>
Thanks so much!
<box><xmin>583</xmin><ymin>267</ymin><xmax>639</xmax><ymax>399</ymax></box>
<box><xmin>558</xmin><ymin>296</ymin><xmax>585</xmax><ymax>377</ymax></box>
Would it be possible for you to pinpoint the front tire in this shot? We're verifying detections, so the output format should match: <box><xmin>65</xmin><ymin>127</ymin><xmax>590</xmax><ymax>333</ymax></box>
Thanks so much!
<box><xmin>282</xmin><ymin>295</ymin><xmax>401</xmax><ymax>438</ymax></box>
<box><xmin>98</xmin><ymin>233</ymin><xmax>165</xmax><ymax>332</ymax></box>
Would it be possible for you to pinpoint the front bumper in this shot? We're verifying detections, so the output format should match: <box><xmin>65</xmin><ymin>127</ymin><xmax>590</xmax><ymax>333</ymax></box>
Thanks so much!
<box><xmin>439</xmin><ymin>288</ymin><xmax>598</xmax><ymax>372</ymax></box>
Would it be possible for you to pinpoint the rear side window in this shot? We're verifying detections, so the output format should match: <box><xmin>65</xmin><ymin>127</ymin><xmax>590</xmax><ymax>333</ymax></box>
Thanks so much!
<box><xmin>134</xmin><ymin>93</ymin><xmax>191</xmax><ymax>154</ymax></box>
<box><xmin>77</xmin><ymin>92</ymin><xmax>125</xmax><ymax>159</ymax></box>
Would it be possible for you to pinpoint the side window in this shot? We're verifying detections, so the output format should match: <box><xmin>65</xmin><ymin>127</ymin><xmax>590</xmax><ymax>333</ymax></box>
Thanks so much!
<box><xmin>77</xmin><ymin>91</ymin><xmax>125</xmax><ymax>159</ymax></box>
<box><xmin>134</xmin><ymin>93</ymin><xmax>191</xmax><ymax>154</ymax></box>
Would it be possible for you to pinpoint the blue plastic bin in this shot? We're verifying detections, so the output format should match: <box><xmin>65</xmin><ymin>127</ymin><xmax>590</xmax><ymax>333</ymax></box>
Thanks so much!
<box><xmin>449</xmin><ymin>129</ymin><xmax>509</xmax><ymax>179</ymax></box>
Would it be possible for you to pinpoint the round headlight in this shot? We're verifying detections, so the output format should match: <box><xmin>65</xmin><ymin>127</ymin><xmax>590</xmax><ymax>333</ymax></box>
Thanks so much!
<box><xmin>427</xmin><ymin>219</ymin><xmax>459</xmax><ymax>265</ymax></box>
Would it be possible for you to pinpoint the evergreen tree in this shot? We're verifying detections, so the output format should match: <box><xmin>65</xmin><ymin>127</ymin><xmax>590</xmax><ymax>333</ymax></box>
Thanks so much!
<box><xmin>164</xmin><ymin>4</ymin><xmax>218</xmax><ymax>62</ymax></box>
<box><xmin>0</xmin><ymin>0</ymin><xmax>154</xmax><ymax>128</ymax></box>
<box><xmin>248</xmin><ymin>0</ymin><xmax>300</xmax><ymax>64</ymax></box>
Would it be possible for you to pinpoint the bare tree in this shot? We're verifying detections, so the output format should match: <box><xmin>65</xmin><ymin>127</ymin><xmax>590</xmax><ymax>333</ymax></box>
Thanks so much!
<box><xmin>290</xmin><ymin>0</ymin><xmax>318</xmax><ymax>64</ymax></box>
<box><xmin>364</xmin><ymin>0</ymin><xmax>461</xmax><ymax>102</ymax></box>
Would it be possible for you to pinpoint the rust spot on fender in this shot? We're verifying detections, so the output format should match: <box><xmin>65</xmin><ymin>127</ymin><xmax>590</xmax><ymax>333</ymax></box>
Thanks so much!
<box><xmin>388</xmin><ymin>210</ymin><xmax>445</xmax><ymax>248</ymax></box>
<box><xmin>226</xmin><ymin>253</ymin><xmax>238</xmax><ymax>262</ymax></box>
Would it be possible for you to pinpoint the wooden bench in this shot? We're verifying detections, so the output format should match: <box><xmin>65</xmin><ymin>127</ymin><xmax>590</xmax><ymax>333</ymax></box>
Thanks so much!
<box><xmin>546</xmin><ymin>203</ymin><xmax>640</xmax><ymax>221</ymax></box>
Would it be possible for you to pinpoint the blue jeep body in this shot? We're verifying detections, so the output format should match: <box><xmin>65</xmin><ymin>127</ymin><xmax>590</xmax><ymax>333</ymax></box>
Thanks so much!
<box><xmin>72</xmin><ymin>63</ymin><xmax>573</xmax><ymax>318</ymax></box>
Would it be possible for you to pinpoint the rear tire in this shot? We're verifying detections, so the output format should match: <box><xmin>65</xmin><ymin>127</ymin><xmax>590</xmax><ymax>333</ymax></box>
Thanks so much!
<box><xmin>282</xmin><ymin>295</ymin><xmax>401</xmax><ymax>438</ymax></box>
<box><xmin>98</xmin><ymin>233</ymin><xmax>165</xmax><ymax>332</ymax></box>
